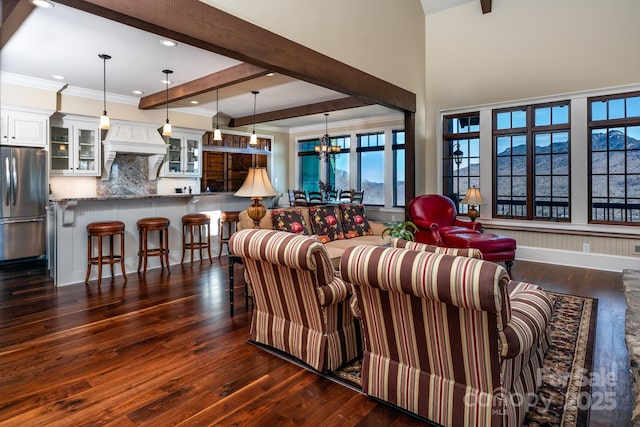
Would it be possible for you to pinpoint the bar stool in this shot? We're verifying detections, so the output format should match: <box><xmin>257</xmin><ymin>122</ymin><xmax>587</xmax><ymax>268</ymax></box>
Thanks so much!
<box><xmin>137</xmin><ymin>217</ymin><xmax>171</xmax><ymax>275</ymax></box>
<box><xmin>85</xmin><ymin>220</ymin><xmax>126</xmax><ymax>286</ymax></box>
<box><xmin>181</xmin><ymin>213</ymin><xmax>213</xmax><ymax>264</ymax></box>
<box><xmin>218</xmin><ymin>211</ymin><xmax>240</xmax><ymax>258</ymax></box>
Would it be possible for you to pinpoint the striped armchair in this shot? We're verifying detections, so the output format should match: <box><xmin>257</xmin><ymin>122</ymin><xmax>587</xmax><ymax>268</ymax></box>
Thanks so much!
<box><xmin>228</xmin><ymin>229</ymin><xmax>361</xmax><ymax>372</ymax></box>
<box><xmin>341</xmin><ymin>245</ymin><xmax>552</xmax><ymax>427</ymax></box>
<box><xmin>391</xmin><ymin>237</ymin><xmax>484</xmax><ymax>259</ymax></box>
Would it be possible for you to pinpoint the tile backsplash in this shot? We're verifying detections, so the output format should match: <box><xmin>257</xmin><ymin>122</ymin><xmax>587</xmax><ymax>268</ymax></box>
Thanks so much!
<box><xmin>97</xmin><ymin>154</ymin><xmax>157</xmax><ymax>196</ymax></box>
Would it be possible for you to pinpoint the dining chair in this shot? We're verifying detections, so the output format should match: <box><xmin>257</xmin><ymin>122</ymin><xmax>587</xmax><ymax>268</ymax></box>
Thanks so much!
<box><xmin>293</xmin><ymin>190</ymin><xmax>308</xmax><ymax>206</ymax></box>
<box><xmin>288</xmin><ymin>189</ymin><xmax>295</xmax><ymax>207</ymax></box>
<box><xmin>339</xmin><ymin>189</ymin><xmax>352</xmax><ymax>203</ymax></box>
<box><xmin>308</xmin><ymin>191</ymin><xmax>324</xmax><ymax>205</ymax></box>
<box><xmin>325</xmin><ymin>189</ymin><xmax>338</xmax><ymax>201</ymax></box>
<box><xmin>351</xmin><ymin>190</ymin><xmax>364</xmax><ymax>204</ymax></box>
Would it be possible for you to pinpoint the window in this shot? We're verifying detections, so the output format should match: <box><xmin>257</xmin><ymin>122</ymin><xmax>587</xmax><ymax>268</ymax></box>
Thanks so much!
<box><xmin>589</xmin><ymin>92</ymin><xmax>640</xmax><ymax>224</ymax></box>
<box><xmin>443</xmin><ymin>113</ymin><xmax>479</xmax><ymax>213</ymax></box>
<box><xmin>493</xmin><ymin>102</ymin><xmax>570</xmax><ymax>220</ymax></box>
<box><xmin>393</xmin><ymin>130</ymin><xmax>405</xmax><ymax>207</ymax></box>
<box><xmin>357</xmin><ymin>132</ymin><xmax>384</xmax><ymax>205</ymax></box>
<box><xmin>298</xmin><ymin>138</ymin><xmax>320</xmax><ymax>193</ymax></box>
<box><xmin>327</xmin><ymin>136</ymin><xmax>350</xmax><ymax>193</ymax></box>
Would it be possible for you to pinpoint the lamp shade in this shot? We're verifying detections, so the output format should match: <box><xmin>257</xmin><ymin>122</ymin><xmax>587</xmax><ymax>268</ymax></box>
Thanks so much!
<box><xmin>235</xmin><ymin>167</ymin><xmax>277</xmax><ymax>198</ymax></box>
<box><xmin>461</xmin><ymin>186</ymin><xmax>485</xmax><ymax>206</ymax></box>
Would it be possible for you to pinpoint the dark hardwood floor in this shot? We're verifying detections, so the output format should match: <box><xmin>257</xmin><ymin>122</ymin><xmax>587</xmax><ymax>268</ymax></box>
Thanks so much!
<box><xmin>0</xmin><ymin>258</ymin><xmax>633</xmax><ymax>426</ymax></box>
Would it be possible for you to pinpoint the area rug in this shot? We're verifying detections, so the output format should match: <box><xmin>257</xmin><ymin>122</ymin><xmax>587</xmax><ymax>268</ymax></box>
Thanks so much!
<box><xmin>334</xmin><ymin>291</ymin><xmax>597</xmax><ymax>427</ymax></box>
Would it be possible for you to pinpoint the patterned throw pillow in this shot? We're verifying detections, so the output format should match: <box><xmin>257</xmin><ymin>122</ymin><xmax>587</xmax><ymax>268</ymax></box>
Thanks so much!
<box><xmin>271</xmin><ymin>209</ymin><xmax>308</xmax><ymax>235</ymax></box>
<box><xmin>340</xmin><ymin>204</ymin><xmax>372</xmax><ymax>238</ymax></box>
<box><xmin>308</xmin><ymin>205</ymin><xmax>344</xmax><ymax>243</ymax></box>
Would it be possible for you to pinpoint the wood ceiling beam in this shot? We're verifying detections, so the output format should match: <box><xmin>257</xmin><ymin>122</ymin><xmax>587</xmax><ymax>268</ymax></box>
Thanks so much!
<box><xmin>0</xmin><ymin>0</ymin><xmax>34</xmax><ymax>49</ymax></box>
<box><xmin>54</xmin><ymin>0</ymin><xmax>415</xmax><ymax>113</ymax></box>
<box><xmin>480</xmin><ymin>0</ymin><xmax>492</xmax><ymax>14</ymax></box>
<box><xmin>228</xmin><ymin>97</ymin><xmax>375</xmax><ymax>127</ymax></box>
<box><xmin>138</xmin><ymin>63</ymin><xmax>269</xmax><ymax>110</ymax></box>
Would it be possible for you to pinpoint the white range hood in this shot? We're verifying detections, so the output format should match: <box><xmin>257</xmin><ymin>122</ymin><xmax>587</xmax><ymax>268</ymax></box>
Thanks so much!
<box><xmin>102</xmin><ymin>121</ymin><xmax>168</xmax><ymax>181</ymax></box>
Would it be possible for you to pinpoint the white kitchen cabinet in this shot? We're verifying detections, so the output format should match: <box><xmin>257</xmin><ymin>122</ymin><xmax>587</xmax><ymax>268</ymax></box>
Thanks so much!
<box><xmin>160</xmin><ymin>128</ymin><xmax>203</xmax><ymax>177</ymax></box>
<box><xmin>50</xmin><ymin>116</ymin><xmax>100</xmax><ymax>176</ymax></box>
<box><xmin>0</xmin><ymin>107</ymin><xmax>48</xmax><ymax>148</ymax></box>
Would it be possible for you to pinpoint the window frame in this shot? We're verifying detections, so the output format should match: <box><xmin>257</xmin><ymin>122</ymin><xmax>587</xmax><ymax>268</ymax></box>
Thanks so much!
<box><xmin>442</xmin><ymin>112</ymin><xmax>480</xmax><ymax>213</ymax></box>
<box><xmin>356</xmin><ymin>131</ymin><xmax>385</xmax><ymax>206</ymax></box>
<box><xmin>492</xmin><ymin>100</ymin><xmax>571</xmax><ymax>221</ymax></box>
<box><xmin>588</xmin><ymin>90</ymin><xmax>640</xmax><ymax>225</ymax></box>
<box><xmin>392</xmin><ymin>129</ymin><xmax>405</xmax><ymax>207</ymax></box>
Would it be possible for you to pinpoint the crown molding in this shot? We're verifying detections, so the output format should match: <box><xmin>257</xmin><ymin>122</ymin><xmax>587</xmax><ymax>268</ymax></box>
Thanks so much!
<box><xmin>61</xmin><ymin>85</ymin><xmax>140</xmax><ymax>106</ymax></box>
<box><xmin>0</xmin><ymin>71</ymin><xmax>67</xmax><ymax>92</ymax></box>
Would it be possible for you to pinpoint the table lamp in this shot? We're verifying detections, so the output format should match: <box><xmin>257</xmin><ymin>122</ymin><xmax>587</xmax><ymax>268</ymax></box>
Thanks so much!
<box><xmin>234</xmin><ymin>167</ymin><xmax>277</xmax><ymax>228</ymax></box>
<box><xmin>461</xmin><ymin>186</ymin><xmax>485</xmax><ymax>222</ymax></box>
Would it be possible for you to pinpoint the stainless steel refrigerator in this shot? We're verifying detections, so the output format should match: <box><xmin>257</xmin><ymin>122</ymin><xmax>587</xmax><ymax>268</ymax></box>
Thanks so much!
<box><xmin>0</xmin><ymin>146</ymin><xmax>47</xmax><ymax>261</ymax></box>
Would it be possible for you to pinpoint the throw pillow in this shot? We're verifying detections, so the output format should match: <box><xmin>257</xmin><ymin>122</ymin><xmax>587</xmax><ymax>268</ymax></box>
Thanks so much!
<box><xmin>271</xmin><ymin>209</ymin><xmax>308</xmax><ymax>235</ymax></box>
<box><xmin>308</xmin><ymin>205</ymin><xmax>344</xmax><ymax>243</ymax></box>
<box><xmin>340</xmin><ymin>204</ymin><xmax>372</xmax><ymax>238</ymax></box>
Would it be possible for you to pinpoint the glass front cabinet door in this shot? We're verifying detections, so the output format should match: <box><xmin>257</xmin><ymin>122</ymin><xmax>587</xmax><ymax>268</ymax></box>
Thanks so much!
<box><xmin>160</xmin><ymin>128</ymin><xmax>203</xmax><ymax>177</ymax></box>
<box><xmin>50</xmin><ymin>116</ymin><xmax>100</xmax><ymax>176</ymax></box>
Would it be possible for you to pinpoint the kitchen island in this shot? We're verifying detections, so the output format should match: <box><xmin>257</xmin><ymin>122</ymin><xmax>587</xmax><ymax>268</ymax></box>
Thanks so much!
<box><xmin>48</xmin><ymin>193</ymin><xmax>254</xmax><ymax>286</ymax></box>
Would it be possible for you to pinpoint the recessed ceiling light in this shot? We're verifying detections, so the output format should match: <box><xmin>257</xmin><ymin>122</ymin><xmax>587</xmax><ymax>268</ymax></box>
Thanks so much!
<box><xmin>51</xmin><ymin>74</ymin><xmax>66</xmax><ymax>80</ymax></box>
<box><xmin>189</xmin><ymin>100</ymin><xmax>199</xmax><ymax>105</ymax></box>
<box><xmin>160</xmin><ymin>40</ymin><xmax>178</xmax><ymax>47</ymax></box>
<box><xmin>161</xmin><ymin>79</ymin><xmax>172</xmax><ymax>85</ymax></box>
<box><xmin>32</xmin><ymin>0</ymin><xmax>54</xmax><ymax>8</ymax></box>
<box><xmin>266</xmin><ymin>72</ymin><xmax>274</xmax><ymax>77</ymax></box>
<box><xmin>132</xmin><ymin>90</ymin><xmax>144</xmax><ymax>95</ymax></box>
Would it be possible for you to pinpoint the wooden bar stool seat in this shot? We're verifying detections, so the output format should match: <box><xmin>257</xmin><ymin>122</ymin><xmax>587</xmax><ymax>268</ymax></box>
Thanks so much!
<box><xmin>218</xmin><ymin>211</ymin><xmax>240</xmax><ymax>258</ymax></box>
<box><xmin>85</xmin><ymin>220</ymin><xmax>126</xmax><ymax>286</ymax></box>
<box><xmin>181</xmin><ymin>213</ymin><xmax>213</xmax><ymax>264</ymax></box>
<box><xmin>137</xmin><ymin>217</ymin><xmax>171</xmax><ymax>275</ymax></box>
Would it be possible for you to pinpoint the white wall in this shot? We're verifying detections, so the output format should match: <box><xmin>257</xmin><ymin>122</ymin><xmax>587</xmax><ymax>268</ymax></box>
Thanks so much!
<box><xmin>425</xmin><ymin>0</ymin><xmax>640</xmax><ymax>192</ymax></box>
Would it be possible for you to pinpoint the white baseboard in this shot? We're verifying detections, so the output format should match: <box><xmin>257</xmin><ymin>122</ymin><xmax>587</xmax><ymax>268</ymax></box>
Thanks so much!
<box><xmin>516</xmin><ymin>246</ymin><xmax>640</xmax><ymax>272</ymax></box>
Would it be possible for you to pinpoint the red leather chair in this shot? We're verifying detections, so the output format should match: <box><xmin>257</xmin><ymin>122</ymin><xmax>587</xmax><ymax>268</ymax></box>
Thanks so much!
<box><xmin>408</xmin><ymin>194</ymin><xmax>516</xmax><ymax>273</ymax></box>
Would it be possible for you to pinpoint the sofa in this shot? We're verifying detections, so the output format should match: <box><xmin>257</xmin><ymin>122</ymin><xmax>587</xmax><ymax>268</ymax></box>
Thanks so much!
<box><xmin>228</xmin><ymin>228</ymin><xmax>361</xmax><ymax>372</ymax></box>
<box><xmin>341</xmin><ymin>244</ymin><xmax>552</xmax><ymax>426</ymax></box>
<box><xmin>238</xmin><ymin>204</ymin><xmax>390</xmax><ymax>268</ymax></box>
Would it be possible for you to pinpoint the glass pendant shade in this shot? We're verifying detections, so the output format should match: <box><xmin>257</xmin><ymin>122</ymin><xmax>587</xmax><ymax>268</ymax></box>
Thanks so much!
<box><xmin>250</xmin><ymin>90</ymin><xmax>259</xmax><ymax>145</ymax></box>
<box><xmin>161</xmin><ymin>69</ymin><xmax>173</xmax><ymax>137</ymax></box>
<box><xmin>99</xmin><ymin>114</ymin><xmax>110</xmax><ymax>130</ymax></box>
<box><xmin>162</xmin><ymin>121</ymin><xmax>172</xmax><ymax>136</ymax></box>
<box><xmin>213</xmin><ymin>89</ymin><xmax>223</xmax><ymax>141</ymax></box>
<box><xmin>98</xmin><ymin>53</ymin><xmax>111</xmax><ymax>130</ymax></box>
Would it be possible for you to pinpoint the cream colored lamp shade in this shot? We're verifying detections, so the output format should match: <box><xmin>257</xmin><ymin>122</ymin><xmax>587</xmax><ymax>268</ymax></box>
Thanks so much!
<box><xmin>235</xmin><ymin>167</ymin><xmax>277</xmax><ymax>228</ymax></box>
<box><xmin>461</xmin><ymin>186</ymin><xmax>485</xmax><ymax>222</ymax></box>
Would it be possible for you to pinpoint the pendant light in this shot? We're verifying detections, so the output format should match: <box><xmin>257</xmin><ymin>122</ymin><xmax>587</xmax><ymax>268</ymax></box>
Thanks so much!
<box><xmin>250</xmin><ymin>90</ymin><xmax>259</xmax><ymax>145</ymax></box>
<box><xmin>213</xmin><ymin>88</ymin><xmax>222</xmax><ymax>141</ymax></box>
<box><xmin>98</xmin><ymin>54</ymin><xmax>111</xmax><ymax>130</ymax></box>
<box><xmin>315</xmin><ymin>113</ymin><xmax>340</xmax><ymax>161</ymax></box>
<box><xmin>161</xmin><ymin>69</ymin><xmax>173</xmax><ymax>136</ymax></box>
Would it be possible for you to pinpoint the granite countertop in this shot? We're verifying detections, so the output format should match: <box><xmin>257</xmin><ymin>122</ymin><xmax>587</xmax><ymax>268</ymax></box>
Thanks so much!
<box><xmin>49</xmin><ymin>193</ymin><xmax>230</xmax><ymax>202</ymax></box>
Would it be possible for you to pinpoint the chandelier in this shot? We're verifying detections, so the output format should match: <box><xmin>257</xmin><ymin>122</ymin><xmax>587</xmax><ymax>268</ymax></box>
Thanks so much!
<box><xmin>315</xmin><ymin>113</ymin><xmax>340</xmax><ymax>161</ymax></box>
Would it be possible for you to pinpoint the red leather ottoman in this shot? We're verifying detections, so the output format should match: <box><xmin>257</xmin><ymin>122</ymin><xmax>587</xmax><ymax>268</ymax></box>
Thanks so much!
<box><xmin>444</xmin><ymin>232</ymin><xmax>516</xmax><ymax>274</ymax></box>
